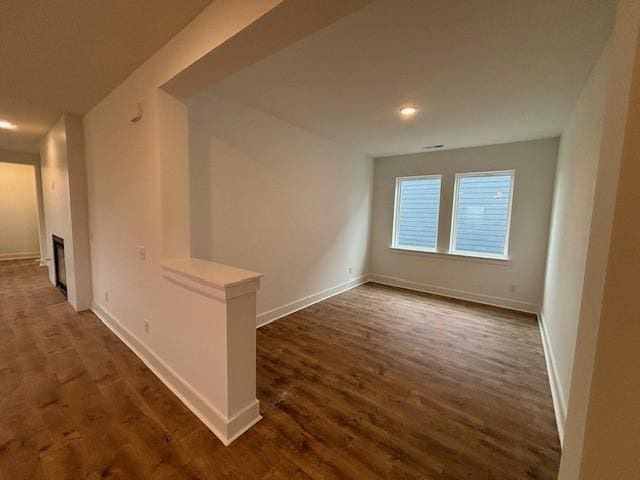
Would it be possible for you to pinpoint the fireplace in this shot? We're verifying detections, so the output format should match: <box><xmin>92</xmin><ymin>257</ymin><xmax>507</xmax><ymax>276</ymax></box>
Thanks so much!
<box><xmin>52</xmin><ymin>235</ymin><xmax>67</xmax><ymax>297</ymax></box>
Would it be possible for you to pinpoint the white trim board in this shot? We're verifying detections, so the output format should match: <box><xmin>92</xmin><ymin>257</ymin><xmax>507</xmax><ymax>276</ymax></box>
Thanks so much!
<box><xmin>0</xmin><ymin>251</ymin><xmax>40</xmax><ymax>261</ymax></box>
<box><xmin>256</xmin><ymin>275</ymin><xmax>369</xmax><ymax>328</ymax></box>
<box><xmin>90</xmin><ymin>302</ymin><xmax>261</xmax><ymax>446</ymax></box>
<box><xmin>537</xmin><ymin>310</ymin><xmax>567</xmax><ymax>446</ymax></box>
<box><xmin>368</xmin><ymin>273</ymin><xmax>538</xmax><ymax>314</ymax></box>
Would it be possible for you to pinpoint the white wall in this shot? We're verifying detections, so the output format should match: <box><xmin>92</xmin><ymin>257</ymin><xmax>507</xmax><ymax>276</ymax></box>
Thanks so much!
<box><xmin>571</xmin><ymin>12</ymin><xmax>640</xmax><ymax>476</ymax></box>
<box><xmin>0</xmin><ymin>161</ymin><xmax>40</xmax><ymax>260</ymax></box>
<box><xmin>558</xmin><ymin>0</ymin><xmax>640</xmax><ymax>474</ymax></box>
<box><xmin>0</xmin><ymin>149</ymin><xmax>47</xmax><ymax>263</ymax></box>
<box><xmin>82</xmin><ymin>0</ymin><xmax>381</xmax><ymax>444</ymax></box>
<box><xmin>41</xmin><ymin>117</ymin><xmax>72</xmax><ymax>285</ymax></box>
<box><xmin>82</xmin><ymin>0</ymin><xmax>374</xmax><ymax>445</ymax></box>
<box><xmin>83</xmin><ymin>1</ymin><xmax>289</xmax><ymax>387</ymax></box>
<box><xmin>65</xmin><ymin>115</ymin><xmax>93</xmax><ymax>310</ymax></box>
<box><xmin>370</xmin><ymin>138</ymin><xmax>558</xmax><ymax>313</ymax></box>
<box><xmin>188</xmin><ymin>91</ymin><xmax>373</xmax><ymax>324</ymax></box>
<box><xmin>40</xmin><ymin>115</ymin><xmax>92</xmax><ymax>311</ymax></box>
<box><xmin>539</xmin><ymin>44</ymin><xmax>611</xmax><ymax>434</ymax></box>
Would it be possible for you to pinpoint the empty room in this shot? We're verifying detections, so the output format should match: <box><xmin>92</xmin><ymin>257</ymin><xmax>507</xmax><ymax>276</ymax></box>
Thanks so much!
<box><xmin>1</xmin><ymin>1</ymin><xmax>639</xmax><ymax>479</ymax></box>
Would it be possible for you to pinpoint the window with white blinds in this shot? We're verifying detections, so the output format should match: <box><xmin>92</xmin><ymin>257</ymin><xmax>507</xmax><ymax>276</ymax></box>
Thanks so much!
<box><xmin>392</xmin><ymin>175</ymin><xmax>442</xmax><ymax>251</ymax></box>
<box><xmin>450</xmin><ymin>171</ymin><xmax>515</xmax><ymax>259</ymax></box>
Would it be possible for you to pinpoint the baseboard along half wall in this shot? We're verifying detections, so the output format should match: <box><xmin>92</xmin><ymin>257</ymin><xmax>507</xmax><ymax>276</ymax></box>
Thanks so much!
<box><xmin>368</xmin><ymin>273</ymin><xmax>539</xmax><ymax>314</ymax></box>
<box><xmin>256</xmin><ymin>274</ymin><xmax>369</xmax><ymax>328</ymax></box>
<box><xmin>0</xmin><ymin>251</ymin><xmax>40</xmax><ymax>261</ymax></box>
<box><xmin>537</xmin><ymin>310</ymin><xmax>567</xmax><ymax>445</ymax></box>
<box><xmin>90</xmin><ymin>302</ymin><xmax>261</xmax><ymax>446</ymax></box>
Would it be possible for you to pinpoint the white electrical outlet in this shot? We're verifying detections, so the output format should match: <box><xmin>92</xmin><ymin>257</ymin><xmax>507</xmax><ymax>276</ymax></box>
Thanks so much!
<box><xmin>104</xmin><ymin>291</ymin><xmax>109</xmax><ymax>301</ymax></box>
<box><xmin>348</xmin><ymin>266</ymin><xmax>353</xmax><ymax>275</ymax></box>
<box><xmin>509</xmin><ymin>284</ymin><xmax>516</xmax><ymax>293</ymax></box>
<box><xmin>138</xmin><ymin>246</ymin><xmax>146</xmax><ymax>261</ymax></box>
<box><xmin>144</xmin><ymin>318</ymin><xmax>150</xmax><ymax>333</ymax></box>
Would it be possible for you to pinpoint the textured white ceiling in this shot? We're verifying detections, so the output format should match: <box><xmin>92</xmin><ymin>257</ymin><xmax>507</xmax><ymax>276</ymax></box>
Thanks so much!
<box><xmin>0</xmin><ymin>0</ymin><xmax>213</xmax><ymax>153</ymax></box>
<box><xmin>213</xmin><ymin>0</ymin><xmax>616</xmax><ymax>157</ymax></box>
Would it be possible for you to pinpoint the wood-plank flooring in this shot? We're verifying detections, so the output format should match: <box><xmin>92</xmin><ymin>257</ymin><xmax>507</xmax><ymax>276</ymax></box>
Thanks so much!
<box><xmin>0</xmin><ymin>260</ymin><xmax>560</xmax><ymax>479</ymax></box>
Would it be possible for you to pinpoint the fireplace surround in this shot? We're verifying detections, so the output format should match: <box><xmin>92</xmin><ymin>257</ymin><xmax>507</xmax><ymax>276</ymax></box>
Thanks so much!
<box><xmin>52</xmin><ymin>235</ymin><xmax>67</xmax><ymax>297</ymax></box>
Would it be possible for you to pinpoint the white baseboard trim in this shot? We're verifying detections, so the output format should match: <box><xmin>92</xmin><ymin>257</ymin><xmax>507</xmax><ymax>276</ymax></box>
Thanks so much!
<box><xmin>90</xmin><ymin>302</ymin><xmax>261</xmax><ymax>446</ymax></box>
<box><xmin>537</xmin><ymin>310</ymin><xmax>567</xmax><ymax>445</ymax></box>
<box><xmin>226</xmin><ymin>399</ymin><xmax>262</xmax><ymax>444</ymax></box>
<box><xmin>368</xmin><ymin>273</ymin><xmax>539</xmax><ymax>314</ymax></box>
<box><xmin>0</xmin><ymin>251</ymin><xmax>40</xmax><ymax>261</ymax></box>
<box><xmin>256</xmin><ymin>275</ymin><xmax>369</xmax><ymax>328</ymax></box>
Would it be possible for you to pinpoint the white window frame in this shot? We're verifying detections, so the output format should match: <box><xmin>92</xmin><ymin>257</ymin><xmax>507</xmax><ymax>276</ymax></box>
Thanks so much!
<box><xmin>391</xmin><ymin>174</ymin><xmax>442</xmax><ymax>253</ymax></box>
<box><xmin>449</xmin><ymin>170</ymin><xmax>515</xmax><ymax>260</ymax></box>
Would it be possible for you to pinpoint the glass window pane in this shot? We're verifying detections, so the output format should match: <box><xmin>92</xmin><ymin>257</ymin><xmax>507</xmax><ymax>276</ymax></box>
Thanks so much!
<box><xmin>394</xmin><ymin>176</ymin><xmax>442</xmax><ymax>250</ymax></box>
<box><xmin>452</xmin><ymin>173</ymin><xmax>513</xmax><ymax>257</ymax></box>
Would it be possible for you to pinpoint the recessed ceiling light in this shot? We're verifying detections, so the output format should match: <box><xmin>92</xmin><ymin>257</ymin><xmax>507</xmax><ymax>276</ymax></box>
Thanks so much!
<box><xmin>399</xmin><ymin>106</ymin><xmax>418</xmax><ymax>118</ymax></box>
<box><xmin>0</xmin><ymin>120</ymin><xmax>16</xmax><ymax>130</ymax></box>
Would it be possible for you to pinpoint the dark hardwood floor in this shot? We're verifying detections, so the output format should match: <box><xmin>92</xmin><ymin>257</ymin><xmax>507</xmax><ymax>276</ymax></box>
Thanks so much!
<box><xmin>0</xmin><ymin>260</ymin><xmax>560</xmax><ymax>479</ymax></box>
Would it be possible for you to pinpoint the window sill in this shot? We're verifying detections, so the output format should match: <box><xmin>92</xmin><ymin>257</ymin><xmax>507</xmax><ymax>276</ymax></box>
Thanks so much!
<box><xmin>389</xmin><ymin>246</ymin><xmax>510</xmax><ymax>265</ymax></box>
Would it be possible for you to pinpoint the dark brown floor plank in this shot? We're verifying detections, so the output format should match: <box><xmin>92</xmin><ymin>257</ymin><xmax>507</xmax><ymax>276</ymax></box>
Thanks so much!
<box><xmin>0</xmin><ymin>259</ymin><xmax>560</xmax><ymax>479</ymax></box>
